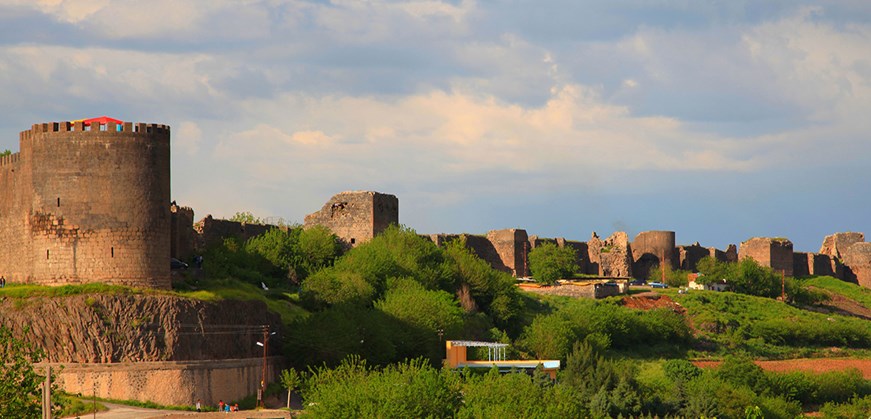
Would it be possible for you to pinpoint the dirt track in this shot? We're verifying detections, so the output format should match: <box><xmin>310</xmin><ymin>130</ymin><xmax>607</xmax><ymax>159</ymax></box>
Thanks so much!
<box><xmin>693</xmin><ymin>358</ymin><xmax>871</xmax><ymax>379</ymax></box>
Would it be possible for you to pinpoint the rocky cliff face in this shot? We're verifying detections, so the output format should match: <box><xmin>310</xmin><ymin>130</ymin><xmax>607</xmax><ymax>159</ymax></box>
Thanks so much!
<box><xmin>0</xmin><ymin>294</ymin><xmax>282</xmax><ymax>363</ymax></box>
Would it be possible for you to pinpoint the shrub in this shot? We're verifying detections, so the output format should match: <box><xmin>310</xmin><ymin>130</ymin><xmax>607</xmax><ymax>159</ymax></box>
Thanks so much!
<box><xmin>303</xmin><ymin>357</ymin><xmax>460</xmax><ymax>418</ymax></box>
<box><xmin>663</xmin><ymin>359</ymin><xmax>702</xmax><ymax>383</ymax></box>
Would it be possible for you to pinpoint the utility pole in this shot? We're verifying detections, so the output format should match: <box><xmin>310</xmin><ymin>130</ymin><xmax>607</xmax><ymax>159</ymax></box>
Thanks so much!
<box><xmin>661</xmin><ymin>250</ymin><xmax>667</xmax><ymax>284</ymax></box>
<box><xmin>42</xmin><ymin>365</ymin><xmax>51</xmax><ymax>419</ymax></box>
<box><xmin>260</xmin><ymin>325</ymin><xmax>269</xmax><ymax>409</ymax></box>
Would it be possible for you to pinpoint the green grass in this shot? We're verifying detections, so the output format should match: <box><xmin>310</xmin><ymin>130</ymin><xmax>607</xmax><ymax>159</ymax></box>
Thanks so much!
<box><xmin>56</xmin><ymin>392</ymin><xmax>108</xmax><ymax>417</ymax></box>
<box><xmin>672</xmin><ymin>289</ymin><xmax>871</xmax><ymax>359</ymax></box>
<box><xmin>176</xmin><ymin>278</ymin><xmax>308</xmax><ymax>325</ymax></box>
<box><xmin>0</xmin><ymin>278</ymin><xmax>309</xmax><ymax>327</ymax></box>
<box><xmin>0</xmin><ymin>282</ymin><xmax>149</xmax><ymax>298</ymax></box>
<box><xmin>801</xmin><ymin>276</ymin><xmax>871</xmax><ymax>308</ymax></box>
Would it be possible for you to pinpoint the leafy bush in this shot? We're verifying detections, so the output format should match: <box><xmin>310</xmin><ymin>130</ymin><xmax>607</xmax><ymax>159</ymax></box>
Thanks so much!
<box><xmin>375</xmin><ymin>279</ymin><xmax>464</xmax><ymax>362</ymax></box>
<box><xmin>520</xmin><ymin>298</ymin><xmax>691</xmax><ymax>359</ymax></box>
<box><xmin>443</xmin><ymin>239</ymin><xmax>523</xmax><ymax>331</ymax></box>
<box><xmin>820</xmin><ymin>395</ymin><xmax>871</xmax><ymax>419</ymax></box>
<box><xmin>459</xmin><ymin>367</ymin><xmax>584</xmax><ymax>418</ymax></box>
<box><xmin>663</xmin><ymin>359</ymin><xmax>702</xmax><ymax>382</ymax></box>
<box><xmin>300</xmin><ymin>269</ymin><xmax>375</xmax><ymax>307</ymax></box>
<box><xmin>0</xmin><ymin>326</ymin><xmax>55</xmax><ymax>418</ymax></box>
<box><xmin>303</xmin><ymin>357</ymin><xmax>460</xmax><ymax>418</ymax></box>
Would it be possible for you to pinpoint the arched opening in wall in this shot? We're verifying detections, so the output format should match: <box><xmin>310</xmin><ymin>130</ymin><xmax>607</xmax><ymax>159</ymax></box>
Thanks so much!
<box><xmin>111</xmin><ymin>247</ymin><xmax>114</xmax><ymax>258</ymax></box>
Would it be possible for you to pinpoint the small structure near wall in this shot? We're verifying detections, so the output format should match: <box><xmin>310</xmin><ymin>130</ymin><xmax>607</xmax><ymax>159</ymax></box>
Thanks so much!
<box><xmin>687</xmin><ymin>273</ymin><xmax>729</xmax><ymax>292</ymax></box>
<box><xmin>444</xmin><ymin>340</ymin><xmax>560</xmax><ymax>379</ymax></box>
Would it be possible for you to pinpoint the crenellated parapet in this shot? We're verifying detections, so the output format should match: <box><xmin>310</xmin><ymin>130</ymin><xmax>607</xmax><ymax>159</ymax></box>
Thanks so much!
<box><xmin>0</xmin><ymin>152</ymin><xmax>21</xmax><ymax>167</ymax></box>
<box><xmin>0</xmin><ymin>119</ymin><xmax>172</xmax><ymax>289</ymax></box>
<box><xmin>21</xmin><ymin>120</ymin><xmax>170</xmax><ymax>137</ymax></box>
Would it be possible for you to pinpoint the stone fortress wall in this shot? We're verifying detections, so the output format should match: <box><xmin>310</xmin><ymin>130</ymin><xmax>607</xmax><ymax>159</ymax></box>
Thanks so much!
<box><xmin>0</xmin><ymin>120</ymin><xmax>171</xmax><ymax>289</ymax></box>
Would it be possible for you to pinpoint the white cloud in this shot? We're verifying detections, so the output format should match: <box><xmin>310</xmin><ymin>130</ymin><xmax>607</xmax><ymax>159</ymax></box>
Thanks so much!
<box><xmin>175</xmin><ymin>121</ymin><xmax>202</xmax><ymax>156</ymax></box>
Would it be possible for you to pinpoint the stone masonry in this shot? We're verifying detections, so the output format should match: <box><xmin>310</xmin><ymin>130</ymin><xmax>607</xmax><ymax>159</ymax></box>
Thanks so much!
<box><xmin>842</xmin><ymin>242</ymin><xmax>871</xmax><ymax>288</ymax></box>
<box><xmin>820</xmin><ymin>232</ymin><xmax>865</xmax><ymax>260</ymax></box>
<box><xmin>739</xmin><ymin>237</ymin><xmax>794</xmax><ymax>277</ymax></box>
<box><xmin>0</xmin><ymin>121</ymin><xmax>171</xmax><ymax>288</ymax></box>
<box><xmin>631</xmin><ymin>231</ymin><xmax>676</xmax><ymax>280</ymax></box>
<box><xmin>304</xmin><ymin>191</ymin><xmax>398</xmax><ymax>247</ymax></box>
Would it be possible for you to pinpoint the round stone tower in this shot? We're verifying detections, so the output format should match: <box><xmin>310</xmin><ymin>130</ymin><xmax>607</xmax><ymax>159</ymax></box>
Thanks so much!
<box><xmin>631</xmin><ymin>230</ymin><xmax>676</xmax><ymax>280</ymax></box>
<box><xmin>0</xmin><ymin>120</ymin><xmax>171</xmax><ymax>288</ymax></box>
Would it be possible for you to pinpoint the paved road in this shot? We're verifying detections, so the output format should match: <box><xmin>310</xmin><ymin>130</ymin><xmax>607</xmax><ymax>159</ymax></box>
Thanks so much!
<box><xmin>72</xmin><ymin>402</ymin><xmax>179</xmax><ymax>419</ymax></box>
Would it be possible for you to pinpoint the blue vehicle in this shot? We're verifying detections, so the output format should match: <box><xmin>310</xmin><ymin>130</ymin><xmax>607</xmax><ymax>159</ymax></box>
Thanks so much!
<box><xmin>649</xmin><ymin>282</ymin><xmax>668</xmax><ymax>289</ymax></box>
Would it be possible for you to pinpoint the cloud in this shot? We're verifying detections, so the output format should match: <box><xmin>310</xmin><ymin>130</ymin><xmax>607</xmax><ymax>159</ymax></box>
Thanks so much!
<box><xmin>175</xmin><ymin>121</ymin><xmax>202</xmax><ymax>156</ymax></box>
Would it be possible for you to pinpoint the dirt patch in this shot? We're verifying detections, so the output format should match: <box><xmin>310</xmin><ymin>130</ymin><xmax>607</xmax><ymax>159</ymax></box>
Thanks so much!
<box><xmin>806</xmin><ymin>286</ymin><xmax>871</xmax><ymax>320</ymax></box>
<box><xmin>693</xmin><ymin>359</ymin><xmax>871</xmax><ymax>379</ymax></box>
<box><xmin>621</xmin><ymin>293</ymin><xmax>686</xmax><ymax>314</ymax></box>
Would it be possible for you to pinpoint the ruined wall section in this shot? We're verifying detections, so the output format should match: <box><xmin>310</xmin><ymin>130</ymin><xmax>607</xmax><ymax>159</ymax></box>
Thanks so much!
<box><xmin>562</xmin><ymin>239</ymin><xmax>589</xmax><ymax>274</ymax></box>
<box><xmin>194</xmin><ymin>215</ymin><xmax>277</xmax><ymax>251</ymax></box>
<box><xmin>170</xmin><ymin>205</ymin><xmax>195</xmax><ymax>261</ymax></box>
<box><xmin>0</xmin><ymin>152</ymin><xmax>29</xmax><ymax>286</ymax></box>
<box><xmin>588</xmin><ymin>232</ymin><xmax>632</xmax><ymax>278</ymax></box>
<box><xmin>842</xmin><ymin>243</ymin><xmax>871</xmax><ymax>288</ymax></box>
<box><xmin>792</xmin><ymin>252</ymin><xmax>840</xmax><ymax>278</ymax></box>
<box><xmin>679</xmin><ymin>243</ymin><xmax>709</xmax><ymax>271</ymax></box>
<box><xmin>304</xmin><ymin>191</ymin><xmax>398</xmax><ymax>247</ymax></box>
<box><xmin>739</xmin><ymin>237</ymin><xmax>794</xmax><ymax>277</ymax></box>
<box><xmin>820</xmin><ymin>232</ymin><xmax>865</xmax><ymax>260</ymax></box>
<box><xmin>1</xmin><ymin>121</ymin><xmax>171</xmax><ymax>288</ymax></box>
<box><xmin>631</xmin><ymin>231</ymin><xmax>675</xmax><ymax>280</ymax></box>
<box><xmin>487</xmin><ymin>229</ymin><xmax>529</xmax><ymax>277</ymax></box>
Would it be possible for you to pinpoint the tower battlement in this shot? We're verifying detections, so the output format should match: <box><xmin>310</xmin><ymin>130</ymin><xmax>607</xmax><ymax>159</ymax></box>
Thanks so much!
<box><xmin>21</xmin><ymin>121</ymin><xmax>170</xmax><ymax>137</ymax></box>
<box><xmin>0</xmin><ymin>119</ymin><xmax>172</xmax><ymax>289</ymax></box>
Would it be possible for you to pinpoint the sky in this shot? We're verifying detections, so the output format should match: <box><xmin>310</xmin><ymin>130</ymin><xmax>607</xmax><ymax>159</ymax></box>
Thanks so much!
<box><xmin>0</xmin><ymin>1</ymin><xmax>869</xmax><ymax>252</ymax></box>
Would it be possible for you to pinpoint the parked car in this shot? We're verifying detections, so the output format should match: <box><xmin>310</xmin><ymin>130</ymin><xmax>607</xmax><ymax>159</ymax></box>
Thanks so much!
<box><xmin>649</xmin><ymin>282</ymin><xmax>668</xmax><ymax>288</ymax></box>
<box><xmin>171</xmin><ymin>258</ymin><xmax>189</xmax><ymax>270</ymax></box>
<box><xmin>629</xmin><ymin>279</ymin><xmax>646</xmax><ymax>286</ymax></box>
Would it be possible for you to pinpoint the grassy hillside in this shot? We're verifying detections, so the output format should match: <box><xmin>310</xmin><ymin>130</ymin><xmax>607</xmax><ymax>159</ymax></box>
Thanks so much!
<box><xmin>664</xmin><ymin>282</ymin><xmax>871</xmax><ymax>359</ymax></box>
<box><xmin>803</xmin><ymin>275</ymin><xmax>871</xmax><ymax>308</ymax></box>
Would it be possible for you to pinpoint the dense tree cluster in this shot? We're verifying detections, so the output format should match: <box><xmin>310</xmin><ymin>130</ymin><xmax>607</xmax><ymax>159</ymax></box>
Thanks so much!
<box><xmin>287</xmin><ymin>226</ymin><xmax>524</xmax><ymax>366</ymax></box>
<box><xmin>527</xmin><ymin>242</ymin><xmax>578</xmax><ymax>284</ymax></box>
<box><xmin>291</xmin><ymin>346</ymin><xmax>871</xmax><ymax>418</ymax></box>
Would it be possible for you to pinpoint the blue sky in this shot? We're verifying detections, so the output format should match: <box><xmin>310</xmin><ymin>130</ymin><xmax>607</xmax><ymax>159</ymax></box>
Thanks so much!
<box><xmin>1</xmin><ymin>1</ymin><xmax>869</xmax><ymax>252</ymax></box>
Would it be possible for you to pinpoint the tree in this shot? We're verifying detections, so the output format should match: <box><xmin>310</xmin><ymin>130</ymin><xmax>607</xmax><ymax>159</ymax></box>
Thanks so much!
<box><xmin>528</xmin><ymin>242</ymin><xmax>578</xmax><ymax>285</ymax></box>
<box><xmin>279</xmin><ymin>368</ymin><xmax>304</xmax><ymax>409</ymax></box>
<box><xmin>0</xmin><ymin>149</ymin><xmax>11</xmax><ymax>157</ymax></box>
<box><xmin>0</xmin><ymin>326</ymin><xmax>53</xmax><ymax>418</ymax></box>
<box><xmin>229</xmin><ymin>211</ymin><xmax>263</xmax><ymax>224</ymax></box>
<box><xmin>297</xmin><ymin>225</ymin><xmax>342</xmax><ymax>278</ymax></box>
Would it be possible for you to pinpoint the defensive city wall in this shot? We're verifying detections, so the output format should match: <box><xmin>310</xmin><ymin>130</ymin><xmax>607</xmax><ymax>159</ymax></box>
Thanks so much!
<box><xmin>2</xmin><ymin>118</ymin><xmax>871</xmax><ymax>407</ymax></box>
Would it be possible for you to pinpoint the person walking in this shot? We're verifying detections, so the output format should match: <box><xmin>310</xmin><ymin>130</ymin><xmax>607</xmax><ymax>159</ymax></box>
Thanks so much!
<box><xmin>0</xmin><ymin>275</ymin><xmax>6</xmax><ymax>288</ymax></box>
<box><xmin>196</xmin><ymin>399</ymin><xmax>201</xmax><ymax>412</ymax></box>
